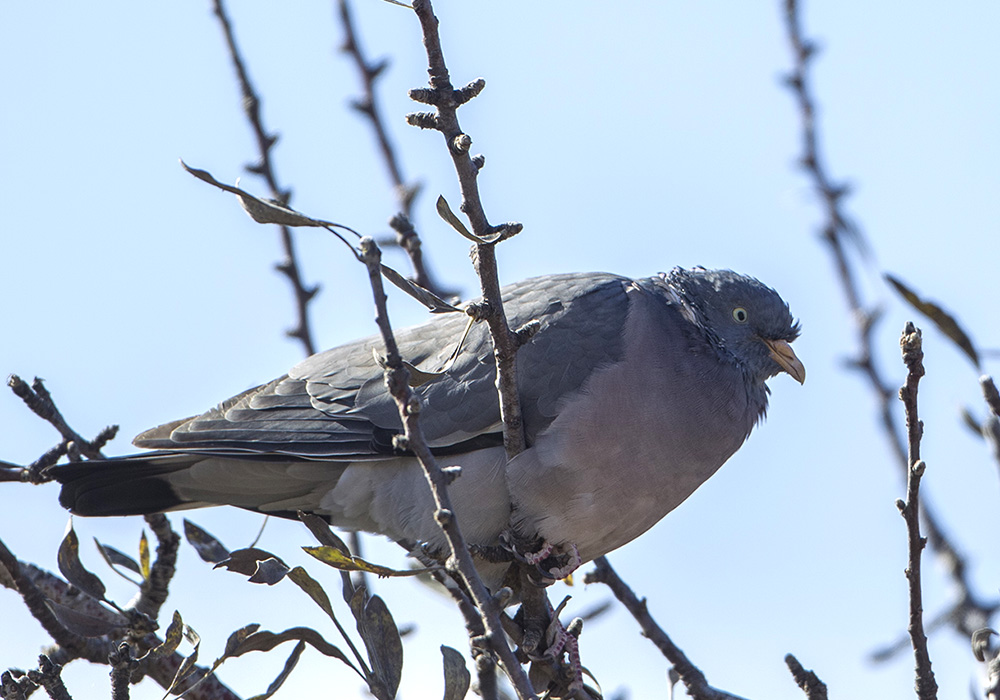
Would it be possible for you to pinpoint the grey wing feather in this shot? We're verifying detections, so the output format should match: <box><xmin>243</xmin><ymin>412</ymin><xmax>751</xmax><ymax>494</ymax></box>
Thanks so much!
<box><xmin>134</xmin><ymin>272</ymin><xmax>633</xmax><ymax>459</ymax></box>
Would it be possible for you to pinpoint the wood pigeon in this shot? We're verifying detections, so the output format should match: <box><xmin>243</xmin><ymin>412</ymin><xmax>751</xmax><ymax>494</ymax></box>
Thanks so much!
<box><xmin>52</xmin><ymin>267</ymin><xmax>803</xmax><ymax>579</ymax></box>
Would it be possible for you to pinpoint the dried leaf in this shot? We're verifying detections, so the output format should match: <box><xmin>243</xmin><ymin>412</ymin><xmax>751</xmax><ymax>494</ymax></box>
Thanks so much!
<box><xmin>236</xmin><ymin>193</ymin><xmax>323</xmax><ymax>228</ymax></box>
<box><xmin>287</xmin><ymin>567</ymin><xmax>336</xmax><ymax>620</ymax></box>
<box><xmin>183</xmin><ymin>622</ymin><xmax>201</xmax><ymax>648</ymax></box>
<box><xmin>139</xmin><ymin>530</ymin><xmax>151</xmax><ymax>581</ymax></box>
<box><xmin>181</xmin><ymin>161</ymin><xmax>335</xmax><ymax>229</ymax></box>
<box><xmin>435</xmin><ymin>195</ymin><xmax>478</xmax><ymax>242</ymax></box>
<box><xmin>303</xmin><ymin>546</ymin><xmax>439</xmax><ymax>578</ymax></box>
<box><xmin>973</xmin><ymin>627</ymin><xmax>997</xmax><ymax>662</ymax></box>
<box><xmin>441</xmin><ymin>646</ymin><xmax>470</xmax><ymax>700</ymax></box>
<box><xmin>143</xmin><ymin>611</ymin><xmax>185</xmax><ymax>660</ymax></box>
<box><xmin>166</xmin><ymin>634</ymin><xmax>200</xmax><ymax>698</ymax></box>
<box><xmin>982</xmin><ymin>376</ymin><xmax>1000</xmax><ymax>420</ymax></box>
<box><xmin>296</xmin><ymin>513</ymin><xmax>356</xmax><ymax>602</ymax></box>
<box><xmin>246</xmin><ymin>640</ymin><xmax>306</xmax><ymax>700</ymax></box>
<box><xmin>57</xmin><ymin>522</ymin><xmax>106</xmax><ymax>601</ymax></box>
<box><xmin>214</xmin><ymin>548</ymin><xmax>286</xmax><ymax>577</ymax></box>
<box><xmin>297</xmin><ymin>512</ymin><xmax>351</xmax><ymax>552</ymax></box>
<box><xmin>231</xmin><ymin>627</ymin><xmax>353</xmax><ymax>666</ymax></box>
<box><xmin>224</xmin><ymin>623</ymin><xmax>262</xmax><ymax>657</ymax></box>
<box><xmin>94</xmin><ymin>539</ymin><xmax>142</xmax><ymax>578</ymax></box>
<box><xmin>402</xmin><ymin>361</ymin><xmax>446</xmax><ymax>388</ymax></box>
<box><xmin>44</xmin><ymin>598</ymin><xmax>128</xmax><ymax>637</ymax></box>
<box><xmin>183</xmin><ymin>519</ymin><xmax>231</xmax><ymax>564</ymax></box>
<box><xmin>371</xmin><ymin>348</ymin><xmax>446</xmax><ymax>388</ymax></box>
<box><xmin>380</xmin><ymin>263</ymin><xmax>461</xmax><ymax>314</ymax></box>
<box><xmin>356</xmin><ymin>594</ymin><xmax>403</xmax><ymax>699</ymax></box>
<box><xmin>885</xmin><ymin>274</ymin><xmax>980</xmax><ymax>368</ymax></box>
<box><xmin>248</xmin><ymin>557</ymin><xmax>290</xmax><ymax>586</ymax></box>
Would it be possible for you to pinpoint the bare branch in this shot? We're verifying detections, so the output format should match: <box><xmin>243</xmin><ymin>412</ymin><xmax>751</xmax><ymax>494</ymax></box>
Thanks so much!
<box><xmin>0</xmin><ymin>536</ymin><xmax>110</xmax><ymax>665</ymax></box>
<box><xmin>357</xmin><ymin>236</ymin><xmax>534</xmax><ymax>699</ymax></box>
<box><xmin>409</xmin><ymin>0</ymin><xmax>526</xmax><ymax>459</ymax></box>
<box><xmin>784</xmin><ymin>654</ymin><xmax>827</xmax><ymax>700</ymax></box>
<box><xmin>982</xmin><ymin>376</ymin><xmax>1000</xmax><ymax>420</ymax></box>
<box><xmin>26</xmin><ymin>655</ymin><xmax>72</xmax><ymax>700</ymax></box>
<box><xmin>336</xmin><ymin>0</ymin><xmax>455</xmax><ymax>298</ymax></box>
<box><xmin>209</xmin><ymin>0</ymin><xmax>319</xmax><ymax>356</ymax></box>
<box><xmin>109</xmin><ymin>642</ymin><xmax>136</xmax><ymax>700</ymax></box>
<box><xmin>585</xmin><ymin>557</ymin><xmax>747</xmax><ymax>700</ymax></box>
<box><xmin>896</xmin><ymin>323</ymin><xmax>938</xmax><ymax>700</ymax></box>
<box><xmin>780</xmin><ymin>0</ymin><xmax>996</xmax><ymax>652</ymax></box>
<box><xmin>7</xmin><ymin>375</ymin><xmax>117</xmax><ymax>463</ymax></box>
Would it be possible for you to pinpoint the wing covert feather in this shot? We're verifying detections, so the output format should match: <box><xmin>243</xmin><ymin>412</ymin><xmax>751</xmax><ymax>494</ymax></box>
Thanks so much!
<box><xmin>134</xmin><ymin>273</ymin><xmax>633</xmax><ymax>457</ymax></box>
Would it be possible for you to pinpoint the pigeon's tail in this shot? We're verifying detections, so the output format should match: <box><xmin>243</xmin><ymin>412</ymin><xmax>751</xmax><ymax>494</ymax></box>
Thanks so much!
<box><xmin>51</xmin><ymin>453</ymin><xmax>201</xmax><ymax>517</ymax></box>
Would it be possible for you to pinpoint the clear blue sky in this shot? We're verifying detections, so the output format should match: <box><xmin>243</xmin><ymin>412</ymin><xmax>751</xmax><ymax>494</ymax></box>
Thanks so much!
<box><xmin>2</xmin><ymin>1</ymin><xmax>999</xmax><ymax>698</ymax></box>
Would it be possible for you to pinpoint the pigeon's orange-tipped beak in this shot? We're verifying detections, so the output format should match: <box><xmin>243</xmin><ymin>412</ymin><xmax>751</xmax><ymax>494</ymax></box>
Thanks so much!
<box><xmin>763</xmin><ymin>338</ymin><xmax>806</xmax><ymax>384</ymax></box>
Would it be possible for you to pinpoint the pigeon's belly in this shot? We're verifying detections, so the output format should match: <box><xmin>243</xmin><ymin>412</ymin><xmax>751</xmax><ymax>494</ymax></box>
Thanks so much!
<box><xmin>318</xmin><ymin>446</ymin><xmax>512</xmax><ymax>551</ymax></box>
<box><xmin>508</xmin><ymin>390</ymin><xmax>753</xmax><ymax>562</ymax></box>
<box><xmin>505</xmin><ymin>285</ymin><xmax>762</xmax><ymax>561</ymax></box>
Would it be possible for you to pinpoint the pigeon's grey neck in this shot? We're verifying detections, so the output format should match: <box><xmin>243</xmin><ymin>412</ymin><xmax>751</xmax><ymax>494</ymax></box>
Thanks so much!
<box><xmin>637</xmin><ymin>270</ymin><xmax>772</xmax><ymax>420</ymax></box>
<box><xmin>635</xmin><ymin>271</ymin><xmax>729</xmax><ymax>357</ymax></box>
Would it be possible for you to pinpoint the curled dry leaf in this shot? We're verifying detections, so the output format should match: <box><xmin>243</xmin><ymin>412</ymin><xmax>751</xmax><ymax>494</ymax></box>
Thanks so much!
<box><xmin>379</xmin><ymin>263</ymin><xmax>461</xmax><ymax>314</ymax></box>
<box><xmin>181</xmin><ymin>160</ymin><xmax>349</xmax><ymax>230</ymax></box>
<box><xmin>142</xmin><ymin>610</ymin><xmax>186</xmax><ymax>661</ymax></box>
<box><xmin>45</xmin><ymin>598</ymin><xmax>129</xmax><ymax>638</ymax></box>
<box><xmin>303</xmin><ymin>545</ymin><xmax>440</xmax><ymax>578</ymax></box>
<box><xmin>435</xmin><ymin>195</ymin><xmax>478</xmax><ymax>242</ymax></box>
<box><xmin>352</xmin><ymin>591</ymin><xmax>403</xmax><ymax>699</ymax></box>
<box><xmin>94</xmin><ymin>539</ymin><xmax>142</xmax><ymax>579</ymax></box>
<box><xmin>214</xmin><ymin>548</ymin><xmax>287</xmax><ymax>578</ymax></box>
<box><xmin>246</xmin><ymin>640</ymin><xmax>306</xmax><ymax>700</ymax></box>
<box><xmin>440</xmin><ymin>645</ymin><xmax>471</xmax><ymax>700</ymax></box>
<box><xmin>248</xmin><ymin>557</ymin><xmax>291</xmax><ymax>586</ymax></box>
<box><xmin>885</xmin><ymin>274</ymin><xmax>980</xmax><ymax>368</ymax></box>
<box><xmin>183</xmin><ymin>519</ymin><xmax>231</xmax><ymax>564</ymax></box>
<box><xmin>57</xmin><ymin>522</ymin><xmax>106</xmax><ymax>602</ymax></box>
<box><xmin>972</xmin><ymin>627</ymin><xmax>997</xmax><ymax>663</ymax></box>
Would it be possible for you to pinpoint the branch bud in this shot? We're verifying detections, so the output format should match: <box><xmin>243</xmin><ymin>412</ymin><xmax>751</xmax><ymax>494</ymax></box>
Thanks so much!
<box><xmin>406</xmin><ymin>111</ymin><xmax>440</xmax><ymax>130</ymax></box>
<box><xmin>454</xmin><ymin>77</ymin><xmax>486</xmax><ymax>105</ymax></box>
<box><xmin>451</xmin><ymin>133</ymin><xmax>472</xmax><ymax>155</ymax></box>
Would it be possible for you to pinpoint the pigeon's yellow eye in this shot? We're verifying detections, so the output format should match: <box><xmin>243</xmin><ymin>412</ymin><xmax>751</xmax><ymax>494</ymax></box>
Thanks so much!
<box><xmin>732</xmin><ymin>307</ymin><xmax>749</xmax><ymax>323</ymax></box>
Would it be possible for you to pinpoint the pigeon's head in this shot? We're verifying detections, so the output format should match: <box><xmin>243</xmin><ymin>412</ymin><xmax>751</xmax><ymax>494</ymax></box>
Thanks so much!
<box><xmin>668</xmin><ymin>267</ymin><xmax>805</xmax><ymax>385</ymax></box>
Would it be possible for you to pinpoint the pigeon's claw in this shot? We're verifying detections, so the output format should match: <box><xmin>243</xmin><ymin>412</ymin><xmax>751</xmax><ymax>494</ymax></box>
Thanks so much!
<box><xmin>544</xmin><ymin>543</ymin><xmax>581</xmax><ymax>581</ymax></box>
<box><xmin>502</xmin><ymin>531</ymin><xmax>582</xmax><ymax>584</ymax></box>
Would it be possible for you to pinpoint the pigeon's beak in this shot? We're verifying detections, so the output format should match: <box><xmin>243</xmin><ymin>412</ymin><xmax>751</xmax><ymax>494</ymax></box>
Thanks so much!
<box><xmin>763</xmin><ymin>338</ymin><xmax>806</xmax><ymax>384</ymax></box>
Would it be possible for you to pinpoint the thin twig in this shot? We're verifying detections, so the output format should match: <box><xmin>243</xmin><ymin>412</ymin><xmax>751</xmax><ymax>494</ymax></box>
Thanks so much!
<box><xmin>337</xmin><ymin>0</ymin><xmax>413</xmax><ymax>214</ymax></box>
<box><xmin>109</xmin><ymin>642</ymin><xmax>135</xmax><ymax>700</ymax></box>
<box><xmin>408</xmin><ymin>0</ymin><xmax>526</xmax><ymax>459</ymax></box>
<box><xmin>982</xmin><ymin>376</ymin><xmax>1000</xmax><ymax>420</ymax></box>
<box><xmin>0</xmin><ymin>550</ymin><xmax>240</xmax><ymax>700</ymax></box>
<box><xmin>896</xmin><ymin>323</ymin><xmax>938</xmax><ymax>700</ymax></box>
<box><xmin>210</xmin><ymin>0</ymin><xmax>319</xmax><ymax>356</ymax></box>
<box><xmin>784</xmin><ymin>654</ymin><xmax>828</xmax><ymax>700</ymax></box>
<box><xmin>780</xmin><ymin>0</ymin><xmax>996</xmax><ymax>650</ymax></box>
<box><xmin>336</xmin><ymin>0</ymin><xmax>457</xmax><ymax>298</ymax></box>
<box><xmin>584</xmin><ymin>557</ymin><xmax>747</xmax><ymax>700</ymax></box>
<box><xmin>7</xmin><ymin>375</ymin><xmax>117</xmax><ymax>463</ymax></box>
<box><xmin>433</xmin><ymin>569</ymin><xmax>499</xmax><ymax>699</ymax></box>
<box><xmin>0</xmin><ymin>672</ymin><xmax>30</xmax><ymax>700</ymax></box>
<box><xmin>25</xmin><ymin>655</ymin><xmax>72</xmax><ymax>700</ymax></box>
<box><xmin>358</xmin><ymin>237</ymin><xmax>533</xmax><ymax>700</ymax></box>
